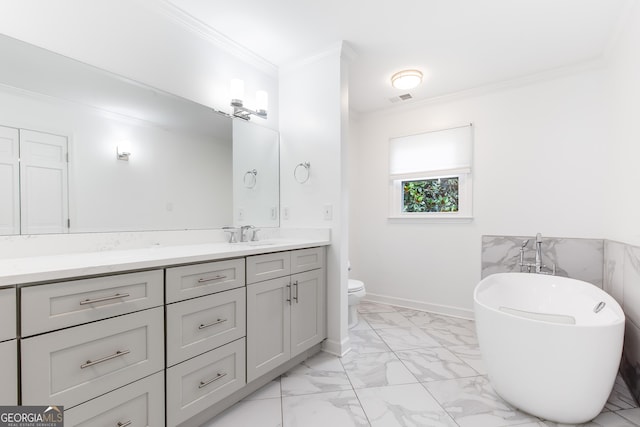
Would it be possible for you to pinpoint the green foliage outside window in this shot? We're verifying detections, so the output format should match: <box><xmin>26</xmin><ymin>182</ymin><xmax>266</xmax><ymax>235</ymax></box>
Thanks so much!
<box><xmin>403</xmin><ymin>177</ymin><xmax>459</xmax><ymax>212</ymax></box>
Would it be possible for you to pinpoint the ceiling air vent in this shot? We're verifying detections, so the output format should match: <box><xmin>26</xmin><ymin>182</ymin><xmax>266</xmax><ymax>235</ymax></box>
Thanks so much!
<box><xmin>389</xmin><ymin>93</ymin><xmax>413</xmax><ymax>103</ymax></box>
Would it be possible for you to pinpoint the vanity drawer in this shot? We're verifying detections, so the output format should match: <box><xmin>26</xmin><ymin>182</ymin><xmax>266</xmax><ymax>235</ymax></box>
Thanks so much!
<box><xmin>21</xmin><ymin>270</ymin><xmax>163</xmax><ymax>336</ymax></box>
<box><xmin>166</xmin><ymin>287</ymin><xmax>246</xmax><ymax>366</ymax></box>
<box><xmin>166</xmin><ymin>258</ymin><xmax>245</xmax><ymax>303</ymax></box>
<box><xmin>246</xmin><ymin>252</ymin><xmax>291</xmax><ymax>284</ymax></box>
<box><xmin>0</xmin><ymin>287</ymin><xmax>16</xmax><ymax>341</ymax></box>
<box><xmin>64</xmin><ymin>371</ymin><xmax>164</xmax><ymax>426</ymax></box>
<box><xmin>291</xmin><ymin>247</ymin><xmax>324</xmax><ymax>274</ymax></box>
<box><xmin>166</xmin><ymin>338</ymin><xmax>245</xmax><ymax>427</ymax></box>
<box><xmin>21</xmin><ymin>307</ymin><xmax>164</xmax><ymax>408</ymax></box>
<box><xmin>0</xmin><ymin>339</ymin><xmax>17</xmax><ymax>405</ymax></box>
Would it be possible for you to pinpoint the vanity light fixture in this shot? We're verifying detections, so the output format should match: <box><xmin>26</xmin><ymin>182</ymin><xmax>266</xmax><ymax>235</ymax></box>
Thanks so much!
<box><xmin>391</xmin><ymin>69</ymin><xmax>423</xmax><ymax>90</ymax></box>
<box><xmin>117</xmin><ymin>142</ymin><xmax>131</xmax><ymax>161</ymax></box>
<box><xmin>230</xmin><ymin>79</ymin><xmax>268</xmax><ymax>120</ymax></box>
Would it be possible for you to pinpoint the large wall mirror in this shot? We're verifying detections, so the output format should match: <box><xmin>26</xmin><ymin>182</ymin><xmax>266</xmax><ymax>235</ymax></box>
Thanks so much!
<box><xmin>0</xmin><ymin>34</ymin><xmax>279</xmax><ymax>235</ymax></box>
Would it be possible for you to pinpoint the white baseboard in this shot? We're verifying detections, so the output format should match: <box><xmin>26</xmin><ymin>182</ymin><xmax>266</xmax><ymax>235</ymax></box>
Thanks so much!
<box><xmin>364</xmin><ymin>292</ymin><xmax>474</xmax><ymax>320</ymax></box>
<box><xmin>322</xmin><ymin>336</ymin><xmax>352</xmax><ymax>357</ymax></box>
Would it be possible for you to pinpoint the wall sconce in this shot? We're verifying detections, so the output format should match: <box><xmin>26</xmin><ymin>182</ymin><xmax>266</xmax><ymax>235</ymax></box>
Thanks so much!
<box><xmin>230</xmin><ymin>79</ymin><xmax>268</xmax><ymax>120</ymax></box>
<box><xmin>117</xmin><ymin>142</ymin><xmax>131</xmax><ymax>161</ymax></box>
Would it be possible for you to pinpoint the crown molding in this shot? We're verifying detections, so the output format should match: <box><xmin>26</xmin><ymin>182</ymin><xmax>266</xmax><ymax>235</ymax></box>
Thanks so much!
<box><xmin>149</xmin><ymin>0</ymin><xmax>278</xmax><ymax>77</ymax></box>
<box><xmin>363</xmin><ymin>56</ymin><xmax>608</xmax><ymax>118</ymax></box>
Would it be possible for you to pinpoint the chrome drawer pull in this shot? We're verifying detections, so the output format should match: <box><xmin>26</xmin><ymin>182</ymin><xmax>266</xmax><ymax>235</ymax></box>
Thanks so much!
<box><xmin>293</xmin><ymin>280</ymin><xmax>299</xmax><ymax>303</ymax></box>
<box><xmin>81</xmin><ymin>349</ymin><xmax>131</xmax><ymax>369</ymax></box>
<box><xmin>198</xmin><ymin>318</ymin><xmax>227</xmax><ymax>329</ymax></box>
<box><xmin>79</xmin><ymin>293</ymin><xmax>130</xmax><ymax>305</ymax></box>
<box><xmin>117</xmin><ymin>421</ymin><xmax>132</xmax><ymax>427</ymax></box>
<box><xmin>199</xmin><ymin>372</ymin><xmax>227</xmax><ymax>388</ymax></box>
<box><xmin>286</xmin><ymin>283</ymin><xmax>292</xmax><ymax>304</ymax></box>
<box><xmin>197</xmin><ymin>275</ymin><xmax>227</xmax><ymax>283</ymax></box>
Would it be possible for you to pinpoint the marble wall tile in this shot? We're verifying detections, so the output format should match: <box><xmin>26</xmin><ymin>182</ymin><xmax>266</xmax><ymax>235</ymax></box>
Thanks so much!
<box><xmin>481</xmin><ymin>235</ymin><xmax>604</xmax><ymax>287</ymax></box>
<box><xmin>622</xmin><ymin>318</ymin><xmax>640</xmax><ymax>404</ymax></box>
<box><xmin>623</xmin><ymin>245</ymin><xmax>640</xmax><ymax>327</ymax></box>
<box><xmin>604</xmin><ymin>241</ymin><xmax>626</xmax><ymax>306</ymax></box>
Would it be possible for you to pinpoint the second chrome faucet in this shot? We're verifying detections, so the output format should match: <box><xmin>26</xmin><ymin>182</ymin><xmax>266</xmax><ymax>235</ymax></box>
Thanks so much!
<box><xmin>519</xmin><ymin>233</ymin><xmax>556</xmax><ymax>275</ymax></box>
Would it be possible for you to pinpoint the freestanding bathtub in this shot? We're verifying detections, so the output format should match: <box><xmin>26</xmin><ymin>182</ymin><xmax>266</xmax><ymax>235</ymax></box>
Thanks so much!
<box><xmin>474</xmin><ymin>273</ymin><xmax>625</xmax><ymax>424</ymax></box>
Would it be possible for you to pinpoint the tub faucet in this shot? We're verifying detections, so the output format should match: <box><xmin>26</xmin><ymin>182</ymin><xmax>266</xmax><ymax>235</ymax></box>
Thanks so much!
<box><xmin>535</xmin><ymin>233</ymin><xmax>543</xmax><ymax>273</ymax></box>
<box><xmin>519</xmin><ymin>233</ymin><xmax>556</xmax><ymax>275</ymax></box>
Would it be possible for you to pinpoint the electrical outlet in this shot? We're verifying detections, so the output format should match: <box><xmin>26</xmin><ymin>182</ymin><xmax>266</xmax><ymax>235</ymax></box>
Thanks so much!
<box><xmin>271</xmin><ymin>207</ymin><xmax>278</xmax><ymax>220</ymax></box>
<box><xmin>238</xmin><ymin>208</ymin><xmax>245</xmax><ymax>221</ymax></box>
<box><xmin>323</xmin><ymin>204</ymin><xmax>333</xmax><ymax>220</ymax></box>
<box><xmin>283</xmin><ymin>207</ymin><xmax>290</xmax><ymax>220</ymax></box>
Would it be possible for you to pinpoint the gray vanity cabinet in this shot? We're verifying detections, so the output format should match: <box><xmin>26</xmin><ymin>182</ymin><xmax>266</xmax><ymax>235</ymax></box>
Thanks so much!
<box><xmin>0</xmin><ymin>287</ymin><xmax>17</xmax><ymax>405</ymax></box>
<box><xmin>246</xmin><ymin>248</ymin><xmax>326</xmax><ymax>382</ymax></box>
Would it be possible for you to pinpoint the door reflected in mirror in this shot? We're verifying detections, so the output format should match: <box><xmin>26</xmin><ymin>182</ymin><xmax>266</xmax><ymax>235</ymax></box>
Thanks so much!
<box><xmin>0</xmin><ymin>34</ymin><xmax>279</xmax><ymax>235</ymax></box>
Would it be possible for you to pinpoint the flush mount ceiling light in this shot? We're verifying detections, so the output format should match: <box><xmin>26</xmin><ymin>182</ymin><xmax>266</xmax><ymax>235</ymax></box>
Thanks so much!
<box><xmin>391</xmin><ymin>69</ymin><xmax>423</xmax><ymax>90</ymax></box>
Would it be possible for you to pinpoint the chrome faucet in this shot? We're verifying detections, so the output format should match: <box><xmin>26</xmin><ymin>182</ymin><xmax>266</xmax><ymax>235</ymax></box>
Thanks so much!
<box><xmin>240</xmin><ymin>225</ymin><xmax>255</xmax><ymax>242</ymax></box>
<box><xmin>535</xmin><ymin>233</ymin><xmax>543</xmax><ymax>273</ymax></box>
<box><xmin>519</xmin><ymin>233</ymin><xmax>556</xmax><ymax>275</ymax></box>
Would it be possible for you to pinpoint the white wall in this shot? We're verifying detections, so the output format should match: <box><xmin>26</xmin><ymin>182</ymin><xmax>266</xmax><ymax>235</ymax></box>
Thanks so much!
<box><xmin>605</xmin><ymin>2</ymin><xmax>640</xmax><ymax>246</ymax></box>
<box><xmin>0</xmin><ymin>0</ymin><xmax>279</xmax><ymax>129</ymax></box>
<box><xmin>350</xmin><ymin>67</ymin><xmax>609</xmax><ymax>316</ymax></box>
<box><xmin>279</xmin><ymin>44</ymin><xmax>350</xmax><ymax>355</ymax></box>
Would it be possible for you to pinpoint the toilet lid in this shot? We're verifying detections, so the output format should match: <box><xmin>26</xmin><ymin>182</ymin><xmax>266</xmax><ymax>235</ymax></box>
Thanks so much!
<box><xmin>348</xmin><ymin>279</ymin><xmax>364</xmax><ymax>292</ymax></box>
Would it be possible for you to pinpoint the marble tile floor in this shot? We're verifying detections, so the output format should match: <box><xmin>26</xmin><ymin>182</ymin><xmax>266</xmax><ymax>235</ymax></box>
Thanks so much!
<box><xmin>202</xmin><ymin>301</ymin><xmax>640</xmax><ymax>427</ymax></box>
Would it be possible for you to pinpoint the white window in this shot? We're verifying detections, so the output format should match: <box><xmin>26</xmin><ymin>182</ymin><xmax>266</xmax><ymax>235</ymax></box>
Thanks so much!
<box><xmin>389</xmin><ymin>124</ymin><xmax>473</xmax><ymax>222</ymax></box>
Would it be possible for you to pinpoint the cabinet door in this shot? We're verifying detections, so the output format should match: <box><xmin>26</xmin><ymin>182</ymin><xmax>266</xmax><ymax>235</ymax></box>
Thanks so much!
<box><xmin>291</xmin><ymin>269</ymin><xmax>326</xmax><ymax>358</ymax></box>
<box><xmin>246</xmin><ymin>276</ymin><xmax>291</xmax><ymax>382</ymax></box>
<box><xmin>0</xmin><ymin>339</ymin><xmax>17</xmax><ymax>405</ymax></box>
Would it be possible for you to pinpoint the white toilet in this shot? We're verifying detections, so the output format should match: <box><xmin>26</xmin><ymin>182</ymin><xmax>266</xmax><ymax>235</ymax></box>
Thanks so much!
<box><xmin>348</xmin><ymin>262</ymin><xmax>366</xmax><ymax>328</ymax></box>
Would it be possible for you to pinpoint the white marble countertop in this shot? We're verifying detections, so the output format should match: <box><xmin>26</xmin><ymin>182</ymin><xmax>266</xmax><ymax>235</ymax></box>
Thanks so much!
<box><xmin>0</xmin><ymin>238</ymin><xmax>330</xmax><ymax>287</ymax></box>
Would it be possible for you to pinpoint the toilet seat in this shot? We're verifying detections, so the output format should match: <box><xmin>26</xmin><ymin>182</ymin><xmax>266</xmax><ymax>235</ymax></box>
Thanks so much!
<box><xmin>348</xmin><ymin>279</ymin><xmax>364</xmax><ymax>293</ymax></box>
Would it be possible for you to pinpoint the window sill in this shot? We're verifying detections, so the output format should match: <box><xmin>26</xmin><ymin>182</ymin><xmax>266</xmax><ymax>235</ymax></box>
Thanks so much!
<box><xmin>387</xmin><ymin>215</ymin><xmax>473</xmax><ymax>224</ymax></box>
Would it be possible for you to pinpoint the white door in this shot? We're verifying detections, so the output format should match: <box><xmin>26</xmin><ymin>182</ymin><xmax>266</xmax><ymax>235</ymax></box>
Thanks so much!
<box><xmin>0</xmin><ymin>126</ymin><xmax>19</xmax><ymax>235</ymax></box>
<box><xmin>19</xmin><ymin>129</ymin><xmax>68</xmax><ymax>234</ymax></box>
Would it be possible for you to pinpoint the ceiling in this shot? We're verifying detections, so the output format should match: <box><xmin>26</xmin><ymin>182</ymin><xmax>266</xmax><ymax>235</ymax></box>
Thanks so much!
<box><xmin>166</xmin><ymin>0</ymin><xmax>629</xmax><ymax>114</ymax></box>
